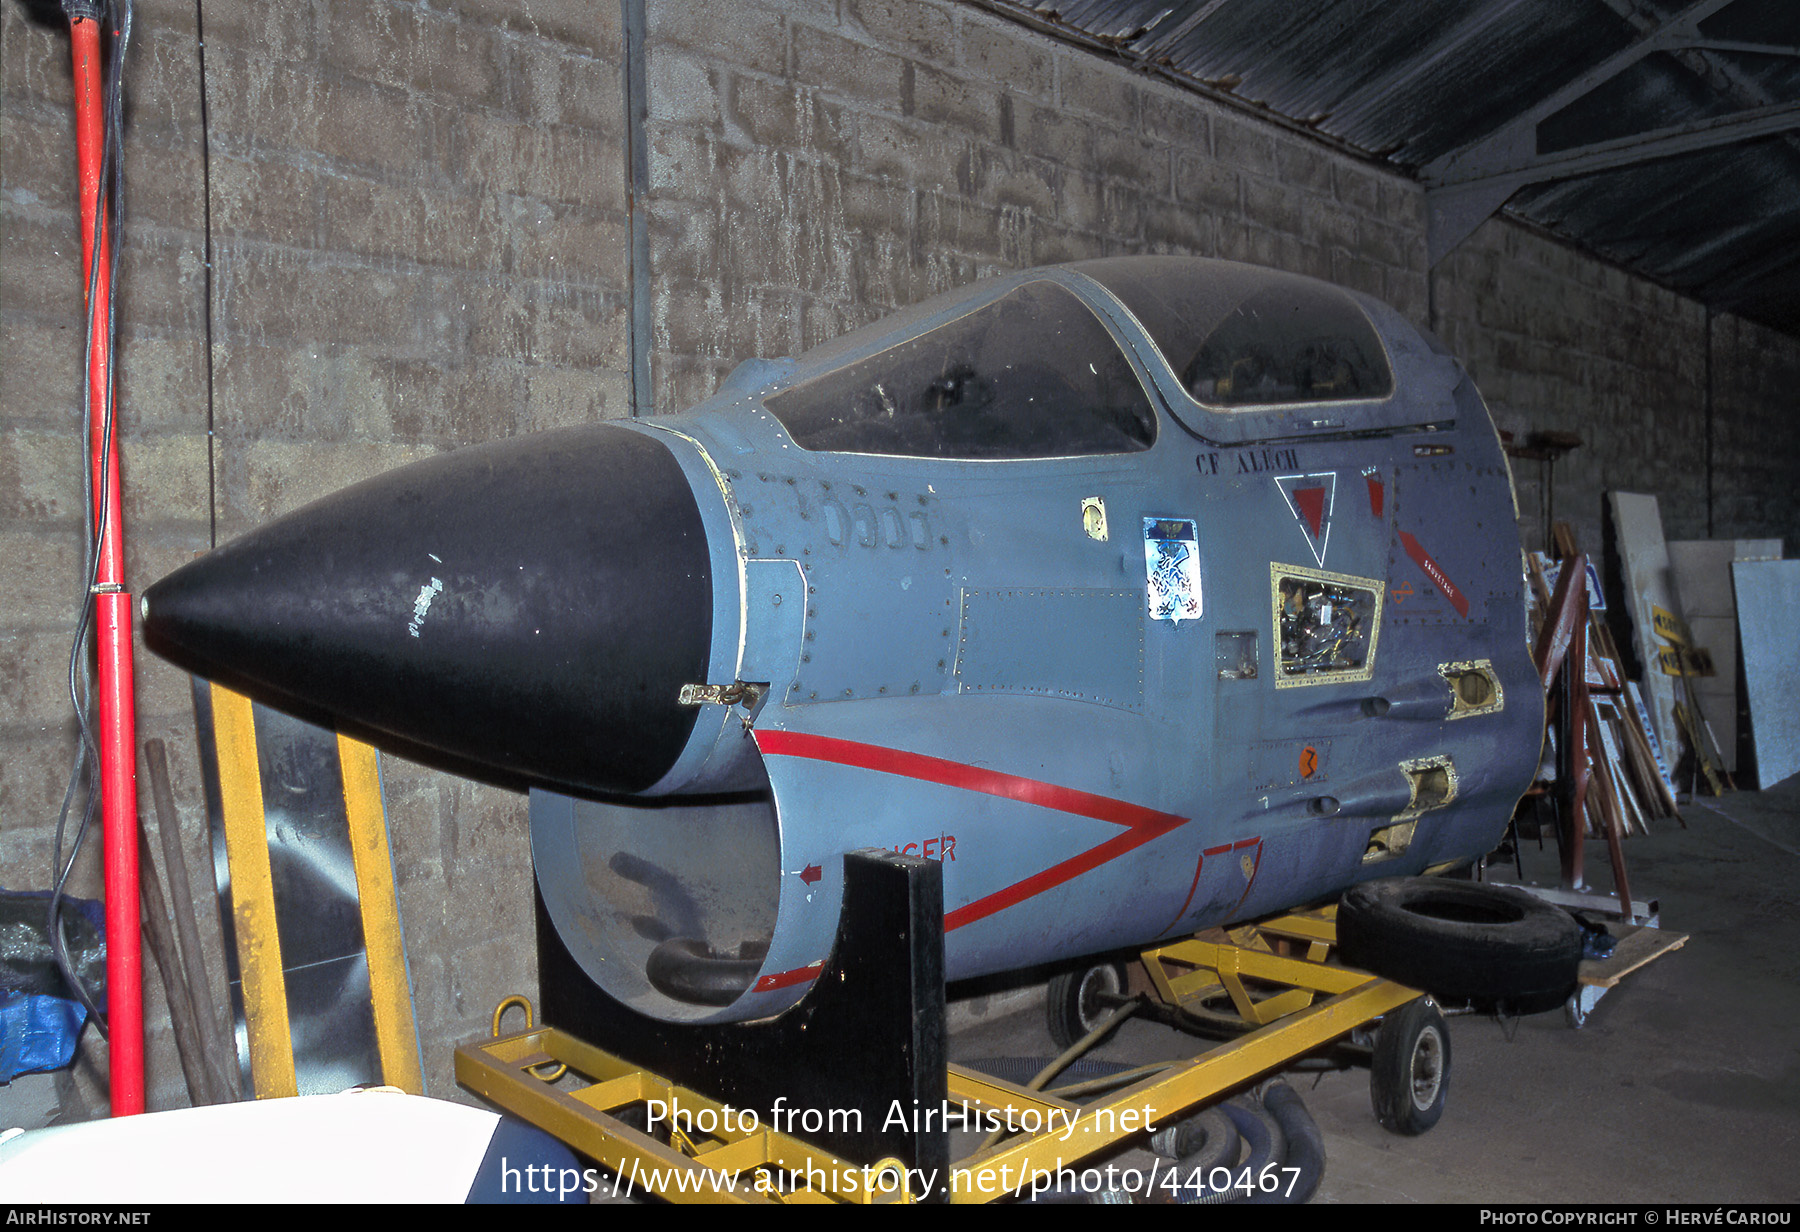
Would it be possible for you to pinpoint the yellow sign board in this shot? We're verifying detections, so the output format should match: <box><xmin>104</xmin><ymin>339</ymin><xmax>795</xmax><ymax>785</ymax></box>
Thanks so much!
<box><xmin>1656</xmin><ymin>645</ymin><xmax>1715</xmax><ymax>678</ymax></box>
<box><xmin>1651</xmin><ymin>604</ymin><xmax>1690</xmax><ymax>646</ymax></box>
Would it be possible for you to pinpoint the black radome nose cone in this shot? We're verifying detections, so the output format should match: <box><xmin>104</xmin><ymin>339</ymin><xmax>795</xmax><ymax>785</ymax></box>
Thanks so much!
<box><xmin>143</xmin><ymin>423</ymin><xmax>712</xmax><ymax>797</ymax></box>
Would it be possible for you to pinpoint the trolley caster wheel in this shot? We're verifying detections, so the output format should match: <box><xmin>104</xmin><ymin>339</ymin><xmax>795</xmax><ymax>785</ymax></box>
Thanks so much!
<box><xmin>1564</xmin><ymin>985</ymin><xmax>1600</xmax><ymax>1029</ymax></box>
<box><xmin>1046</xmin><ymin>960</ymin><xmax>1129</xmax><ymax>1051</ymax></box>
<box><xmin>1370</xmin><ymin>996</ymin><xmax>1450</xmax><ymax>1136</ymax></box>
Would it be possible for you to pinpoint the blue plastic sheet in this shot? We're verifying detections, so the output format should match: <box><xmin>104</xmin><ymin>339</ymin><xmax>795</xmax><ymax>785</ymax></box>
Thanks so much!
<box><xmin>0</xmin><ymin>990</ymin><xmax>88</xmax><ymax>1083</ymax></box>
<box><xmin>0</xmin><ymin>888</ymin><xmax>104</xmax><ymax>1082</ymax></box>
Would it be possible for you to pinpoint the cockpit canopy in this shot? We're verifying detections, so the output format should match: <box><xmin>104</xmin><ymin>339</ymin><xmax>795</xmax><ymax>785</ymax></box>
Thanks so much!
<box><xmin>763</xmin><ymin>278</ymin><xmax>1157</xmax><ymax>460</ymax></box>
<box><xmin>1073</xmin><ymin>259</ymin><xmax>1393</xmax><ymax>409</ymax></box>
<box><xmin>754</xmin><ymin>257</ymin><xmax>1444</xmax><ymax>460</ymax></box>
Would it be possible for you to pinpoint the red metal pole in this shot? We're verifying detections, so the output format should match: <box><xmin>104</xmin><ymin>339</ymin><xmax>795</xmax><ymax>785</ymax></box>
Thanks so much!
<box><xmin>70</xmin><ymin>11</ymin><xmax>144</xmax><ymax>1117</ymax></box>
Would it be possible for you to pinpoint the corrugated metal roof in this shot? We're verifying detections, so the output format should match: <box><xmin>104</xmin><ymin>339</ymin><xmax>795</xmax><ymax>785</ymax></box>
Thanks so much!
<box><xmin>974</xmin><ymin>0</ymin><xmax>1800</xmax><ymax>334</ymax></box>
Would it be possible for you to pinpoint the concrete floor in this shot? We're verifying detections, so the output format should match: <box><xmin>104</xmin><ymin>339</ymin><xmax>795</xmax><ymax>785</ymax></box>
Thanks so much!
<box><xmin>947</xmin><ymin>779</ymin><xmax>1800</xmax><ymax>1204</ymax></box>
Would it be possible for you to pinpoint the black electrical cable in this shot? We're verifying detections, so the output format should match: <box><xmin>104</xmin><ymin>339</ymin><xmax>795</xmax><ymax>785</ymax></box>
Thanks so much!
<box><xmin>193</xmin><ymin>0</ymin><xmax>217</xmax><ymax>550</ymax></box>
<box><xmin>48</xmin><ymin>0</ymin><xmax>133</xmax><ymax>1039</ymax></box>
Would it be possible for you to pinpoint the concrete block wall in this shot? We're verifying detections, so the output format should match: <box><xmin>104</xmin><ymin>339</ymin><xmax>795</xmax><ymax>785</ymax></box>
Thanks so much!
<box><xmin>2</xmin><ymin>0</ymin><xmax>631</xmax><ymax>1112</ymax></box>
<box><xmin>1712</xmin><ymin>312</ymin><xmax>1800</xmax><ymax>550</ymax></box>
<box><xmin>1430</xmin><ymin>216</ymin><xmax>1800</xmax><ymax>559</ymax></box>
<box><xmin>640</xmin><ymin>0</ymin><xmax>1429</xmax><ymax>413</ymax></box>
<box><xmin>2</xmin><ymin>0</ymin><xmax>1796</xmax><ymax>1121</ymax></box>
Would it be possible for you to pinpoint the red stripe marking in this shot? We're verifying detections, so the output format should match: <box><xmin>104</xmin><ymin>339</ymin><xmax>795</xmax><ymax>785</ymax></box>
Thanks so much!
<box><xmin>1159</xmin><ymin>836</ymin><xmax>1266</xmax><ymax>935</ymax></box>
<box><xmin>1400</xmin><ymin>531</ymin><xmax>1470</xmax><ymax>618</ymax></box>
<box><xmin>945</xmin><ymin>824</ymin><xmax>1175</xmax><ymax>932</ymax></box>
<box><xmin>753</xmin><ymin>961</ymin><xmax>823</xmax><ymax>993</ymax></box>
<box><xmin>754</xmin><ymin>730</ymin><xmax>1189</xmax><ymax>933</ymax></box>
<box><xmin>1159</xmin><ymin>853</ymin><xmax>1208</xmax><ymax>936</ymax></box>
<box><xmin>1222</xmin><ymin>839</ymin><xmax>1266</xmax><ymax>923</ymax></box>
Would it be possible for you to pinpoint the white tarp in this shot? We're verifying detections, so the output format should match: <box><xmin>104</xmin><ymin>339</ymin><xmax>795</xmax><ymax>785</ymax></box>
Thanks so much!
<box><xmin>1733</xmin><ymin>558</ymin><xmax>1800</xmax><ymax>790</ymax></box>
<box><xmin>1608</xmin><ymin>492</ymin><xmax>1682</xmax><ymax>760</ymax></box>
<box><xmin>1668</xmin><ymin>538</ymin><xmax>1782</xmax><ymax>773</ymax></box>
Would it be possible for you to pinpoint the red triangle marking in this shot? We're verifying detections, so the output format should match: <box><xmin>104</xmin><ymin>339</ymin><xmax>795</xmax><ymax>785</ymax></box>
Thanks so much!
<box><xmin>1293</xmin><ymin>486</ymin><xmax>1327</xmax><ymax>538</ymax></box>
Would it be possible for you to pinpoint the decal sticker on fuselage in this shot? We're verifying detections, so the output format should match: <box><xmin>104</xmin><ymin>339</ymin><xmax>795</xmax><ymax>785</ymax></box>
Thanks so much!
<box><xmin>1144</xmin><ymin>517</ymin><xmax>1201</xmax><ymax>624</ymax></box>
<box><xmin>1399</xmin><ymin>531</ymin><xmax>1470</xmax><ymax>618</ymax></box>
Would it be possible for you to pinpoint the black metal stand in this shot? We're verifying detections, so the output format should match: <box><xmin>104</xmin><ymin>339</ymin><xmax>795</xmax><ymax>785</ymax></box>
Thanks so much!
<box><xmin>536</xmin><ymin>849</ymin><xmax>950</xmax><ymax>1201</ymax></box>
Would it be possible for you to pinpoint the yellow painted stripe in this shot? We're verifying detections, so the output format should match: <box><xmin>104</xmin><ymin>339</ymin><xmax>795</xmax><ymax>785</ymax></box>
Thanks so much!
<box><xmin>209</xmin><ymin>684</ymin><xmax>297</xmax><ymax>1099</ymax></box>
<box><xmin>338</xmin><ymin>733</ymin><xmax>424</xmax><ymax>1094</ymax></box>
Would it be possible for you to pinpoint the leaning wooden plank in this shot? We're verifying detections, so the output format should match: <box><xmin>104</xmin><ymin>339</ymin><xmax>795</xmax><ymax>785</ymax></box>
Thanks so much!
<box><xmin>1593</xmin><ymin>707</ymin><xmax>1645</xmax><ymax>835</ymax></box>
<box><xmin>1588</xmin><ymin>698</ymin><xmax>1625</xmax><ymax>831</ymax></box>
<box><xmin>1615</xmin><ymin>741</ymin><xmax>1649</xmax><ymax>834</ymax></box>
<box><xmin>1553</xmin><ymin>522</ymin><xmax>1580</xmax><ymax>560</ymax></box>
<box><xmin>1586</xmin><ymin>746</ymin><xmax>1638</xmax><ymax>906</ymax></box>
<box><xmin>1679</xmin><ymin>675</ymin><xmax>1734</xmax><ymax>795</ymax></box>
<box><xmin>1623</xmin><ymin>703</ymin><xmax>1677</xmax><ymax>819</ymax></box>
<box><xmin>1675</xmin><ymin>701</ymin><xmax>1727</xmax><ymax>798</ymax></box>
<box><xmin>1606</xmin><ymin>696</ymin><xmax>1666</xmax><ymax>823</ymax></box>
<box><xmin>1526</xmin><ymin>551</ymin><xmax>1553</xmax><ymax>642</ymax></box>
<box><xmin>1527</xmin><ymin>550</ymin><xmax>1554</xmax><ymax>608</ymax></box>
<box><xmin>1587</xmin><ymin>724</ymin><xmax>1629</xmax><ymax>840</ymax></box>
<box><xmin>1625</xmin><ymin>681</ymin><xmax>1679</xmax><ymax>814</ymax></box>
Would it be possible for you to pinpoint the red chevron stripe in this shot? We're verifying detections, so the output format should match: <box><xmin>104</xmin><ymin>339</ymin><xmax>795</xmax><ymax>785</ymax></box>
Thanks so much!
<box><xmin>753</xmin><ymin>730</ymin><xmax>1189</xmax><ymax>933</ymax></box>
